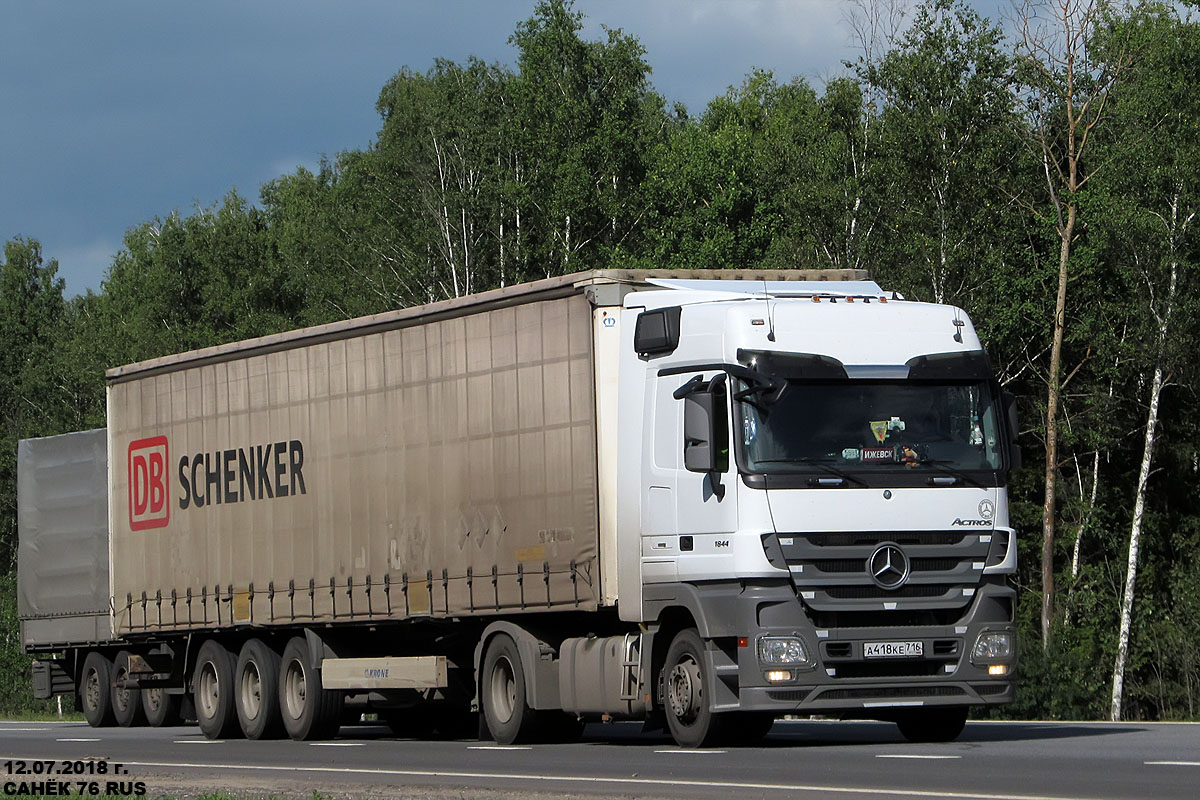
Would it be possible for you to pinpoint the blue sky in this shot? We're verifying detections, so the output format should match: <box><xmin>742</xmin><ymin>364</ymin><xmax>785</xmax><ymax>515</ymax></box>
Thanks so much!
<box><xmin>1</xmin><ymin>1</ymin><xmax>1007</xmax><ymax>297</ymax></box>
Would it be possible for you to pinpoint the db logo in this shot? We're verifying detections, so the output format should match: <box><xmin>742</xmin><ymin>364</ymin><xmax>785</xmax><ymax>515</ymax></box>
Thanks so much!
<box><xmin>128</xmin><ymin>436</ymin><xmax>169</xmax><ymax>530</ymax></box>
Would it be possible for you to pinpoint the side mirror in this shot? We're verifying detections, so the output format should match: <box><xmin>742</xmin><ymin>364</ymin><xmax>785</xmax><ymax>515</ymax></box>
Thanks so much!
<box><xmin>634</xmin><ymin>307</ymin><xmax>682</xmax><ymax>357</ymax></box>
<box><xmin>683</xmin><ymin>391</ymin><xmax>717</xmax><ymax>472</ymax></box>
<box><xmin>1003</xmin><ymin>390</ymin><xmax>1021</xmax><ymax>471</ymax></box>
<box><xmin>679</xmin><ymin>374</ymin><xmax>728</xmax><ymax>499</ymax></box>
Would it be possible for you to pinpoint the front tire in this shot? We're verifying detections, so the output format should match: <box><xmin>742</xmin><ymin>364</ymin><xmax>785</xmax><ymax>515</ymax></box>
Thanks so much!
<box><xmin>481</xmin><ymin>634</ymin><xmax>535</xmax><ymax>744</ymax></box>
<box><xmin>80</xmin><ymin>652</ymin><xmax>115</xmax><ymax>728</ymax></box>
<box><xmin>661</xmin><ymin>628</ymin><xmax>724</xmax><ymax>748</ymax></box>
<box><xmin>111</xmin><ymin>651</ymin><xmax>145</xmax><ymax>727</ymax></box>
<box><xmin>278</xmin><ymin>637</ymin><xmax>343</xmax><ymax>741</ymax></box>
<box><xmin>236</xmin><ymin>639</ymin><xmax>283</xmax><ymax>739</ymax></box>
<box><xmin>895</xmin><ymin>707</ymin><xmax>968</xmax><ymax>743</ymax></box>
<box><xmin>193</xmin><ymin>639</ymin><xmax>241</xmax><ymax>739</ymax></box>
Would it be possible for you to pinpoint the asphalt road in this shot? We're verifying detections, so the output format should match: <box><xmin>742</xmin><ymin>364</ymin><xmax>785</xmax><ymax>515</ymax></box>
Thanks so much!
<box><xmin>1</xmin><ymin>717</ymin><xmax>1197</xmax><ymax>800</ymax></box>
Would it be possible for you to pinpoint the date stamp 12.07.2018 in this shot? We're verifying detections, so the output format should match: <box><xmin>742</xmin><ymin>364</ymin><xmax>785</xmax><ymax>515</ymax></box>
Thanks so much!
<box><xmin>3</xmin><ymin>760</ymin><xmax>146</xmax><ymax>796</ymax></box>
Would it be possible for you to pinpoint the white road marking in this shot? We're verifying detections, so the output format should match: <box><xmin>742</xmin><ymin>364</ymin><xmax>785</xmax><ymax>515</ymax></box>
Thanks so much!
<box><xmin>877</xmin><ymin>755</ymin><xmax>962</xmax><ymax>760</ymax></box>
<box><xmin>308</xmin><ymin>742</ymin><xmax>364</xmax><ymax>747</ymax></box>
<box><xmin>0</xmin><ymin>728</ymin><xmax>50</xmax><ymax>732</ymax></box>
<box><xmin>55</xmin><ymin>737</ymin><xmax>100</xmax><ymax>742</ymax></box>
<box><xmin>468</xmin><ymin>746</ymin><xmax>532</xmax><ymax>751</ymax></box>
<box><xmin>13</xmin><ymin>757</ymin><xmax>1113</xmax><ymax>800</ymax></box>
<box><xmin>173</xmin><ymin>740</ymin><xmax>222</xmax><ymax>744</ymax></box>
<box><xmin>654</xmin><ymin>749</ymin><xmax>728</xmax><ymax>754</ymax></box>
<box><xmin>1145</xmin><ymin>761</ymin><xmax>1200</xmax><ymax>767</ymax></box>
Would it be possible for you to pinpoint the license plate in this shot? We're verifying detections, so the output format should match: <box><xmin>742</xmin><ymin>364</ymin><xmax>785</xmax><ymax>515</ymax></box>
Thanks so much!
<box><xmin>864</xmin><ymin>640</ymin><xmax>923</xmax><ymax>658</ymax></box>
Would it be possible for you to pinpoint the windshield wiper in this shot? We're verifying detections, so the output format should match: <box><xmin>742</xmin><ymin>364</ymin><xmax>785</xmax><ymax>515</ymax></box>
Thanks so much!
<box><xmin>754</xmin><ymin>457</ymin><xmax>867</xmax><ymax>487</ymax></box>
<box><xmin>918</xmin><ymin>458</ymin><xmax>986</xmax><ymax>490</ymax></box>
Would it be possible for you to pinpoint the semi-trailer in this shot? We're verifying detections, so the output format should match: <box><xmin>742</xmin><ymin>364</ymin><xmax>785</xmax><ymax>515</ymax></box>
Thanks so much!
<box><xmin>18</xmin><ymin>268</ymin><xmax>1019</xmax><ymax>747</ymax></box>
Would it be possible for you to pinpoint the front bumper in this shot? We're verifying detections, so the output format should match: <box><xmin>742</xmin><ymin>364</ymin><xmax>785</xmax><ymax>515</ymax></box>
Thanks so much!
<box><xmin>644</xmin><ymin>577</ymin><xmax>1016</xmax><ymax>715</ymax></box>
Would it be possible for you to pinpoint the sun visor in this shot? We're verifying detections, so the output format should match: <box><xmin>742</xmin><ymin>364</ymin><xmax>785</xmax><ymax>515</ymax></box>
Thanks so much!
<box><xmin>905</xmin><ymin>351</ymin><xmax>992</xmax><ymax>380</ymax></box>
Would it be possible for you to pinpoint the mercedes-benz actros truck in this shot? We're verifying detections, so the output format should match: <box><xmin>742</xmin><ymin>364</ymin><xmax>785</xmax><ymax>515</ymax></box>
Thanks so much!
<box><xmin>19</xmin><ymin>269</ymin><xmax>1018</xmax><ymax>747</ymax></box>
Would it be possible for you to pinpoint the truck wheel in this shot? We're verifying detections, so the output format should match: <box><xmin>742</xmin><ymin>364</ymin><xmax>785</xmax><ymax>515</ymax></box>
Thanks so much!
<box><xmin>142</xmin><ymin>687</ymin><xmax>181</xmax><ymax>727</ymax></box>
<box><xmin>236</xmin><ymin>639</ymin><xmax>283</xmax><ymax>739</ymax></box>
<box><xmin>80</xmin><ymin>652</ymin><xmax>115</xmax><ymax>727</ymax></box>
<box><xmin>895</xmin><ymin>707</ymin><xmax>968</xmax><ymax>743</ymax></box>
<box><xmin>111</xmin><ymin>651</ymin><xmax>145</xmax><ymax>727</ymax></box>
<box><xmin>278</xmin><ymin>637</ymin><xmax>343</xmax><ymax>740</ymax></box>
<box><xmin>481</xmin><ymin>634</ymin><xmax>535</xmax><ymax>744</ymax></box>
<box><xmin>662</xmin><ymin>628</ymin><xmax>725</xmax><ymax>748</ymax></box>
<box><xmin>193</xmin><ymin>639</ymin><xmax>241</xmax><ymax>739</ymax></box>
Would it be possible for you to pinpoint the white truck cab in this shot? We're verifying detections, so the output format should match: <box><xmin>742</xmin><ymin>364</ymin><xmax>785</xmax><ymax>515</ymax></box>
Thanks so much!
<box><xmin>611</xmin><ymin>278</ymin><xmax>1018</xmax><ymax>745</ymax></box>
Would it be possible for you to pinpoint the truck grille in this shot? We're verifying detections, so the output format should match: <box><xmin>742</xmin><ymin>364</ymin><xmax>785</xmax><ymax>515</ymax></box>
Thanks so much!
<box><xmin>770</xmin><ymin>530</ymin><xmax>994</xmax><ymax>614</ymax></box>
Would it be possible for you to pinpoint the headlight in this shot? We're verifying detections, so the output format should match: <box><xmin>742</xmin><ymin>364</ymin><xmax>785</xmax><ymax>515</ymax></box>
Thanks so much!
<box><xmin>972</xmin><ymin>631</ymin><xmax>1013</xmax><ymax>660</ymax></box>
<box><xmin>758</xmin><ymin>636</ymin><xmax>811</xmax><ymax>666</ymax></box>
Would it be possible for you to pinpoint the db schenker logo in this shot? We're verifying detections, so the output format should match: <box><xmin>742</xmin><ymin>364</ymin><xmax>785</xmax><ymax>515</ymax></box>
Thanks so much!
<box><xmin>128</xmin><ymin>436</ymin><xmax>169</xmax><ymax>530</ymax></box>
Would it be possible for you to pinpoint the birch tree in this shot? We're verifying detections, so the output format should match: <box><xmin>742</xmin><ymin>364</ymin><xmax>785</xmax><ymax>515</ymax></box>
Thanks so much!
<box><xmin>865</xmin><ymin>0</ymin><xmax>1020</xmax><ymax>307</ymax></box>
<box><xmin>1096</xmin><ymin>4</ymin><xmax>1200</xmax><ymax>721</ymax></box>
<box><xmin>1012</xmin><ymin>0</ymin><xmax>1129</xmax><ymax>648</ymax></box>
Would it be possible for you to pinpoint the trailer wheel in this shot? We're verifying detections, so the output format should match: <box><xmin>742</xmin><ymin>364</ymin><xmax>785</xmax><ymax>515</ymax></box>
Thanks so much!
<box><xmin>895</xmin><ymin>707</ymin><xmax>968</xmax><ymax>743</ymax></box>
<box><xmin>481</xmin><ymin>634</ymin><xmax>535</xmax><ymax>744</ymax></box>
<box><xmin>193</xmin><ymin>639</ymin><xmax>241</xmax><ymax>739</ymax></box>
<box><xmin>142</xmin><ymin>687</ymin><xmax>180</xmax><ymax>727</ymax></box>
<box><xmin>111</xmin><ymin>651</ymin><xmax>145</xmax><ymax>727</ymax></box>
<box><xmin>80</xmin><ymin>652</ymin><xmax>115</xmax><ymax>728</ymax></box>
<box><xmin>235</xmin><ymin>639</ymin><xmax>284</xmax><ymax>739</ymax></box>
<box><xmin>278</xmin><ymin>637</ymin><xmax>343</xmax><ymax>740</ymax></box>
<box><xmin>661</xmin><ymin>628</ymin><xmax>725</xmax><ymax>748</ymax></box>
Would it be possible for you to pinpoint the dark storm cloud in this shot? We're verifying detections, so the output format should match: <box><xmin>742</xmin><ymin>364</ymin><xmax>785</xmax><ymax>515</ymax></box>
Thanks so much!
<box><xmin>1</xmin><ymin>1</ymin><xmax>1005</xmax><ymax>296</ymax></box>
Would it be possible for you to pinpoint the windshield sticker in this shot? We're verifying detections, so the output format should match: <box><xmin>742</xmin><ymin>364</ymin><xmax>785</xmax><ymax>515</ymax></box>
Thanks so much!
<box><xmin>743</xmin><ymin>418</ymin><xmax>757</xmax><ymax>446</ymax></box>
<box><xmin>862</xmin><ymin>447</ymin><xmax>893</xmax><ymax>462</ymax></box>
<box><xmin>869</xmin><ymin>420</ymin><xmax>889</xmax><ymax>443</ymax></box>
<box><xmin>842</xmin><ymin>448</ymin><xmax>861</xmax><ymax>460</ymax></box>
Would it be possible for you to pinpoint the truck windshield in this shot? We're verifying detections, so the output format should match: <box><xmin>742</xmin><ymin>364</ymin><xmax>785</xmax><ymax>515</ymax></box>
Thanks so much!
<box><xmin>736</xmin><ymin>380</ymin><xmax>1004</xmax><ymax>475</ymax></box>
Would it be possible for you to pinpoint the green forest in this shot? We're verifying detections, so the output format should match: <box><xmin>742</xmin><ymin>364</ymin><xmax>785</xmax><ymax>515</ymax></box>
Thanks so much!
<box><xmin>2</xmin><ymin>0</ymin><xmax>1198</xmax><ymax>721</ymax></box>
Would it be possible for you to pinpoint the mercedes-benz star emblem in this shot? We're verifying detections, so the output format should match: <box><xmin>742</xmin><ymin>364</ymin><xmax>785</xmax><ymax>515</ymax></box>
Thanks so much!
<box><xmin>979</xmin><ymin>499</ymin><xmax>995</xmax><ymax>520</ymax></box>
<box><xmin>868</xmin><ymin>543</ymin><xmax>910</xmax><ymax>590</ymax></box>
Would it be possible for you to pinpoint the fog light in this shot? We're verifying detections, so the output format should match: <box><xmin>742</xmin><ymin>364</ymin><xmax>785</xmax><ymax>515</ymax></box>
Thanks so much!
<box><xmin>758</xmin><ymin>636</ymin><xmax>811</xmax><ymax>666</ymax></box>
<box><xmin>766</xmin><ymin>670</ymin><xmax>793</xmax><ymax>682</ymax></box>
<box><xmin>972</xmin><ymin>631</ymin><xmax>1013</xmax><ymax>660</ymax></box>
<box><xmin>988</xmin><ymin>664</ymin><xmax>1008</xmax><ymax>676</ymax></box>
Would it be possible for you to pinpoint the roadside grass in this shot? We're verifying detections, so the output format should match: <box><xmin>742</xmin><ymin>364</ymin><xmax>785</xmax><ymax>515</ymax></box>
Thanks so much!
<box><xmin>0</xmin><ymin>708</ymin><xmax>84</xmax><ymax>722</ymax></box>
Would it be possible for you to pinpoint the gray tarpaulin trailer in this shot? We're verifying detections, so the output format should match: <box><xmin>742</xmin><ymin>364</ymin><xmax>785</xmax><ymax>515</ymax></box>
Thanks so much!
<box><xmin>20</xmin><ymin>267</ymin><xmax>1018</xmax><ymax>748</ymax></box>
